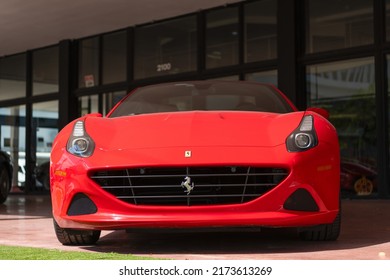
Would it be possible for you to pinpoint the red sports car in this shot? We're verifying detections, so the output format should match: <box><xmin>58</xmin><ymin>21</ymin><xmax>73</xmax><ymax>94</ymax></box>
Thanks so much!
<box><xmin>50</xmin><ymin>81</ymin><xmax>340</xmax><ymax>245</ymax></box>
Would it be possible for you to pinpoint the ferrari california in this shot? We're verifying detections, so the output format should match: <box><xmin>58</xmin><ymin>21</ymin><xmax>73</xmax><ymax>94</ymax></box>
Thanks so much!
<box><xmin>50</xmin><ymin>81</ymin><xmax>340</xmax><ymax>245</ymax></box>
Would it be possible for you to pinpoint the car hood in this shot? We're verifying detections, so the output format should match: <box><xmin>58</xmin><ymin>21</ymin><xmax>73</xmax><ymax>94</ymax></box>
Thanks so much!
<box><xmin>85</xmin><ymin>111</ymin><xmax>304</xmax><ymax>150</ymax></box>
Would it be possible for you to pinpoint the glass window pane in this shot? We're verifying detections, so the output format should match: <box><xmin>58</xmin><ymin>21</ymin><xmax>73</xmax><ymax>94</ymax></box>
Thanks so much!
<box><xmin>103</xmin><ymin>31</ymin><xmax>127</xmax><ymax>84</ymax></box>
<box><xmin>78</xmin><ymin>95</ymin><xmax>99</xmax><ymax>116</ymax></box>
<box><xmin>307</xmin><ymin>58</ymin><xmax>377</xmax><ymax>197</ymax></box>
<box><xmin>32</xmin><ymin>101</ymin><xmax>58</xmax><ymax>190</ymax></box>
<box><xmin>207</xmin><ymin>75</ymin><xmax>239</xmax><ymax>81</ymax></box>
<box><xmin>0</xmin><ymin>105</ymin><xmax>26</xmax><ymax>189</ymax></box>
<box><xmin>79</xmin><ymin>37</ymin><xmax>99</xmax><ymax>88</ymax></box>
<box><xmin>244</xmin><ymin>0</ymin><xmax>277</xmax><ymax>62</ymax></box>
<box><xmin>386</xmin><ymin>0</ymin><xmax>390</xmax><ymax>41</ymax></box>
<box><xmin>206</xmin><ymin>7</ymin><xmax>239</xmax><ymax>69</ymax></box>
<box><xmin>246</xmin><ymin>70</ymin><xmax>278</xmax><ymax>85</ymax></box>
<box><xmin>33</xmin><ymin>46</ymin><xmax>59</xmax><ymax>95</ymax></box>
<box><xmin>306</xmin><ymin>0</ymin><xmax>374</xmax><ymax>53</ymax></box>
<box><xmin>387</xmin><ymin>55</ymin><xmax>390</xmax><ymax>189</ymax></box>
<box><xmin>103</xmin><ymin>91</ymin><xmax>127</xmax><ymax>116</ymax></box>
<box><xmin>0</xmin><ymin>54</ymin><xmax>26</xmax><ymax>101</ymax></box>
<box><xmin>134</xmin><ymin>16</ymin><xmax>197</xmax><ymax>79</ymax></box>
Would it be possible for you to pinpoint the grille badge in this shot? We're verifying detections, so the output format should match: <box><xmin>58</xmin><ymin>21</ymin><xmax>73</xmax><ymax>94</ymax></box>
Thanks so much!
<box><xmin>181</xmin><ymin>176</ymin><xmax>194</xmax><ymax>195</ymax></box>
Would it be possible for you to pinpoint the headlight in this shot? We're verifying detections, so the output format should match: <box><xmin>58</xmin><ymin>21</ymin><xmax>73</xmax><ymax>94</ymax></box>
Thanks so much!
<box><xmin>295</xmin><ymin>133</ymin><xmax>312</xmax><ymax>149</ymax></box>
<box><xmin>286</xmin><ymin>115</ymin><xmax>318</xmax><ymax>152</ymax></box>
<box><xmin>66</xmin><ymin>120</ymin><xmax>95</xmax><ymax>157</ymax></box>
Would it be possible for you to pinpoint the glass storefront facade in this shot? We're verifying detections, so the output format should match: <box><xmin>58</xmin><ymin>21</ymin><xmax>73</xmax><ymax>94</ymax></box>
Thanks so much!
<box><xmin>0</xmin><ymin>0</ymin><xmax>389</xmax><ymax>198</ymax></box>
<box><xmin>0</xmin><ymin>105</ymin><xmax>26</xmax><ymax>187</ymax></box>
<box><xmin>246</xmin><ymin>70</ymin><xmax>278</xmax><ymax>85</ymax></box>
<box><xmin>78</xmin><ymin>37</ymin><xmax>100</xmax><ymax>88</ymax></box>
<box><xmin>33</xmin><ymin>46</ymin><xmax>59</xmax><ymax>96</ymax></box>
<box><xmin>306</xmin><ymin>0</ymin><xmax>374</xmax><ymax>53</ymax></box>
<box><xmin>102</xmin><ymin>31</ymin><xmax>127</xmax><ymax>85</ymax></box>
<box><xmin>307</xmin><ymin>58</ymin><xmax>377</xmax><ymax>196</ymax></box>
<box><xmin>244</xmin><ymin>0</ymin><xmax>277</xmax><ymax>62</ymax></box>
<box><xmin>78</xmin><ymin>91</ymin><xmax>127</xmax><ymax>117</ymax></box>
<box><xmin>206</xmin><ymin>7</ymin><xmax>239</xmax><ymax>69</ymax></box>
<box><xmin>134</xmin><ymin>16</ymin><xmax>197</xmax><ymax>79</ymax></box>
<box><xmin>32</xmin><ymin>101</ymin><xmax>58</xmax><ymax>190</ymax></box>
<box><xmin>0</xmin><ymin>54</ymin><xmax>26</xmax><ymax>101</ymax></box>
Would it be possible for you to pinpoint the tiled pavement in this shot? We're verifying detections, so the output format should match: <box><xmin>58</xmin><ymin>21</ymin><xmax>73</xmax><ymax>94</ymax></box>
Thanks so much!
<box><xmin>0</xmin><ymin>194</ymin><xmax>389</xmax><ymax>260</ymax></box>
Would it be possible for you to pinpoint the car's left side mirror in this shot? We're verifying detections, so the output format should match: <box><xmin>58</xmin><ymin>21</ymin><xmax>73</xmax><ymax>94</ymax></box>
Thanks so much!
<box><xmin>306</xmin><ymin>107</ymin><xmax>329</xmax><ymax>119</ymax></box>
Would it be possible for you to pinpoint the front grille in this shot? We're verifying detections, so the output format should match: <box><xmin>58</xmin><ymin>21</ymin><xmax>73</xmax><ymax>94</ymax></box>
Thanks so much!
<box><xmin>90</xmin><ymin>166</ymin><xmax>288</xmax><ymax>206</ymax></box>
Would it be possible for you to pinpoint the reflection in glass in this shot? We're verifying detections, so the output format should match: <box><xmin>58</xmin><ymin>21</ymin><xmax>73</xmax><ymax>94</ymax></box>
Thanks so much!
<box><xmin>33</xmin><ymin>46</ymin><xmax>59</xmax><ymax>95</ymax></box>
<box><xmin>0</xmin><ymin>105</ymin><xmax>26</xmax><ymax>188</ymax></box>
<box><xmin>387</xmin><ymin>0</ymin><xmax>390</xmax><ymax>41</ymax></box>
<box><xmin>103</xmin><ymin>31</ymin><xmax>127</xmax><ymax>84</ymax></box>
<box><xmin>246</xmin><ymin>70</ymin><xmax>278</xmax><ymax>86</ymax></box>
<box><xmin>306</xmin><ymin>0</ymin><xmax>374</xmax><ymax>53</ymax></box>
<box><xmin>207</xmin><ymin>76</ymin><xmax>239</xmax><ymax>81</ymax></box>
<box><xmin>206</xmin><ymin>7</ymin><xmax>239</xmax><ymax>69</ymax></box>
<box><xmin>0</xmin><ymin>54</ymin><xmax>26</xmax><ymax>101</ymax></box>
<box><xmin>134</xmin><ymin>16</ymin><xmax>197</xmax><ymax>79</ymax></box>
<box><xmin>79</xmin><ymin>37</ymin><xmax>99</xmax><ymax>88</ymax></box>
<box><xmin>307</xmin><ymin>58</ymin><xmax>377</xmax><ymax>197</ymax></box>
<box><xmin>387</xmin><ymin>55</ymin><xmax>390</xmax><ymax>191</ymax></box>
<box><xmin>103</xmin><ymin>91</ymin><xmax>127</xmax><ymax>116</ymax></box>
<box><xmin>244</xmin><ymin>0</ymin><xmax>277</xmax><ymax>62</ymax></box>
<box><xmin>79</xmin><ymin>95</ymin><xmax>99</xmax><ymax>116</ymax></box>
<box><xmin>32</xmin><ymin>101</ymin><xmax>58</xmax><ymax>190</ymax></box>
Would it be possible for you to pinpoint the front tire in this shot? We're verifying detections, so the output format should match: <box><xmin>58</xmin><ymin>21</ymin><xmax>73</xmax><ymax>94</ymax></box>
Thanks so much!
<box><xmin>53</xmin><ymin>219</ymin><xmax>101</xmax><ymax>246</ymax></box>
<box><xmin>299</xmin><ymin>210</ymin><xmax>341</xmax><ymax>241</ymax></box>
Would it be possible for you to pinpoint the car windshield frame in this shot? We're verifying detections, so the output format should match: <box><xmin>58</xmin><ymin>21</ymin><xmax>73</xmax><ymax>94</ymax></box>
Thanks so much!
<box><xmin>108</xmin><ymin>81</ymin><xmax>295</xmax><ymax>118</ymax></box>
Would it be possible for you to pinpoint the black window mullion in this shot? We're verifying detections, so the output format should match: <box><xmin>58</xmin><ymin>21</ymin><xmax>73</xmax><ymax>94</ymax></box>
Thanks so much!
<box><xmin>374</xmin><ymin>0</ymin><xmax>389</xmax><ymax>197</ymax></box>
<box><xmin>197</xmin><ymin>12</ymin><xmax>205</xmax><ymax>77</ymax></box>
<box><xmin>25</xmin><ymin>51</ymin><xmax>34</xmax><ymax>193</ymax></box>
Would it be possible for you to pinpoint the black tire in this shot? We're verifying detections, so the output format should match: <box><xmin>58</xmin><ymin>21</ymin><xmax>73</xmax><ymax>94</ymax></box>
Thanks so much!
<box><xmin>299</xmin><ymin>210</ymin><xmax>341</xmax><ymax>241</ymax></box>
<box><xmin>53</xmin><ymin>219</ymin><xmax>101</xmax><ymax>246</ymax></box>
<box><xmin>0</xmin><ymin>165</ymin><xmax>11</xmax><ymax>204</ymax></box>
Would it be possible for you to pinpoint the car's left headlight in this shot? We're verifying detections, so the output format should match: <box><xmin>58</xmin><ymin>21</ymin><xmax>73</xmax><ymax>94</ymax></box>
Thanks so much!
<box><xmin>286</xmin><ymin>115</ymin><xmax>318</xmax><ymax>152</ymax></box>
<box><xmin>66</xmin><ymin>120</ymin><xmax>95</xmax><ymax>157</ymax></box>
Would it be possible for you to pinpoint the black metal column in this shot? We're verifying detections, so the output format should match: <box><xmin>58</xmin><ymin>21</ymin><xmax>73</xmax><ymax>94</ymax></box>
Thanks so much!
<box><xmin>277</xmin><ymin>0</ymin><xmax>304</xmax><ymax>109</ymax></box>
<box><xmin>58</xmin><ymin>40</ymin><xmax>78</xmax><ymax>130</ymax></box>
<box><xmin>374</xmin><ymin>0</ymin><xmax>389</xmax><ymax>198</ymax></box>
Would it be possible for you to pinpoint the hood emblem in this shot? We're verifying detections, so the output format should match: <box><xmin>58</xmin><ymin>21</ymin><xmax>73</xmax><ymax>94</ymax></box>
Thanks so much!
<box><xmin>184</xmin><ymin>150</ymin><xmax>192</xmax><ymax>158</ymax></box>
<box><xmin>181</xmin><ymin>176</ymin><xmax>194</xmax><ymax>195</ymax></box>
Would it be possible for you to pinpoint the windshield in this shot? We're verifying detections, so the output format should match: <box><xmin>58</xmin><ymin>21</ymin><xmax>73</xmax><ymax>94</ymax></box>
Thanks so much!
<box><xmin>109</xmin><ymin>81</ymin><xmax>294</xmax><ymax>118</ymax></box>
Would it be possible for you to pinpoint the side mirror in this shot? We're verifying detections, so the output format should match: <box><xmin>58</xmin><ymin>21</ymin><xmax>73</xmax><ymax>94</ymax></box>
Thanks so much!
<box><xmin>306</xmin><ymin>107</ymin><xmax>329</xmax><ymax>119</ymax></box>
<box><xmin>86</xmin><ymin>112</ymin><xmax>103</xmax><ymax>118</ymax></box>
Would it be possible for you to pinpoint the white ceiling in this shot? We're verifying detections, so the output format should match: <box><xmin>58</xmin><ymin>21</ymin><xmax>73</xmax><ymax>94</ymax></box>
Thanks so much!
<box><xmin>0</xmin><ymin>0</ymin><xmax>241</xmax><ymax>57</ymax></box>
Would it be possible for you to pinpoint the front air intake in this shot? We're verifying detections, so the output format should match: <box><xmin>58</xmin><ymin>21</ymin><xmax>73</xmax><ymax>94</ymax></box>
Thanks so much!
<box><xmin>67</xmin><ymin>193</ymin><xmax>97</xmax><ymax>216</ymax></box>
<box><xmin>284</xmin><ymin>188</ymin><xmax>319</xmax><ymax>212</ymax></box>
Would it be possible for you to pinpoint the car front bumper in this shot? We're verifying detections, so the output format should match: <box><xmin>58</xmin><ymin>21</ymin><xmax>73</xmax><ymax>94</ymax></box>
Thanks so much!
<box><xmin>51</xmin><ymin>144</ymin><xmax>340</xmax><ymax>231</ymax></box>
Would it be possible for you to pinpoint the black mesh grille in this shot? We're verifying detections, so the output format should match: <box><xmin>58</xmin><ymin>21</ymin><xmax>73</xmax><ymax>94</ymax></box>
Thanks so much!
<box><xmin>90</xmin><ymin>166</ymin><xmax>288</xmax><ymax>206</ymax></box>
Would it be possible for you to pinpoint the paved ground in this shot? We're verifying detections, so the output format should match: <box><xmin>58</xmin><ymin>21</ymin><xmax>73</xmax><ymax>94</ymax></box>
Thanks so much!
<box><xmin>0</xmin><ymin>193</ymin><xmax>390</xmax><ymax>260</ymax></box>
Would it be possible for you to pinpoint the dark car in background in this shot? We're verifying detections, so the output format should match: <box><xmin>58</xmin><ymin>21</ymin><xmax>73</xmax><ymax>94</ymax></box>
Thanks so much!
<box><xmin>340</xmin><ymin>159</ymin><xmax>377</xmax><ymax>196</ymax></box>
<box><xmin>35</xmin><ymin>161</ymin><xmax>50</xmax><ymax>191</ymax></box>
<box><xmin>0</xmin><ymin>150</ymin><xmax>13</xmax><ymax>204</ymax></box>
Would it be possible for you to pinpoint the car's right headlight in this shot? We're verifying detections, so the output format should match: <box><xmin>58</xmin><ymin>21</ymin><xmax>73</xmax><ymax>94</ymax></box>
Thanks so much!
<box><xmin>286</xmin><ymin>115</ymin><xmax>318</xmax><ymax>152</ymax></box>
<box><xmin>66</xmin><ymin>120</ymin><xmax>95</xmax><ymax>157</ymax></box>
